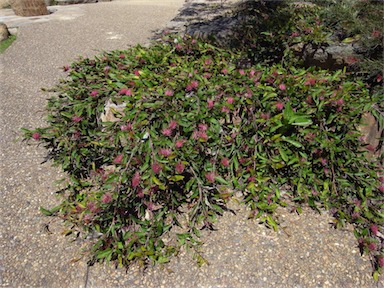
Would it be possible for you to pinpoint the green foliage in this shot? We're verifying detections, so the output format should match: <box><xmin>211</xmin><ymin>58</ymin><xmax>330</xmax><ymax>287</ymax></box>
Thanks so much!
<box><xmin>22</xmin><ymin>36</ymin><xmax>383</xmax><ymax>275</ymax></box>
<box><xmin>231</xmin><ymin>1</ymin><xmax>332</xmax><ymax>65</ymax></box>
<box><xmin>0</xmin><ymin>35</ymin><xmax>16</xmax><ymax>54</ymax></box>
<box><xmin>232</xmin><ymin>0</ymin><xmax>383</xmax><ymax>76</ymax></box>
<box><xmin>317</xmin><ymin>0</ymin><xmax>383</xmax><ymax>73</ymax></box>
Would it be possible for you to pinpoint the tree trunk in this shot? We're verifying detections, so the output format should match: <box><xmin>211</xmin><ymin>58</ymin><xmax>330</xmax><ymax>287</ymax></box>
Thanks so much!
<box><xmin>10</xmin><ymin>0</ymin><xmax>49</xmax><ymax>17</ymax></box>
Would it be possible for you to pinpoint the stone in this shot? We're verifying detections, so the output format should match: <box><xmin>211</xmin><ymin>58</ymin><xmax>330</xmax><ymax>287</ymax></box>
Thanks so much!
<box><xmin>358</xmin><ymin>113</ymin><xmax>384</xmax><ymax>160</ymax></box>
<box><xmin>294</xmin><ymin>42</ymin><xmax>361</xmax><ymax>70</ymax></box>
<box><xmin>0</xmin><ymin>22</ymin><xmax>10</xmax><ymax>42</ymax></box>
<box><xmin>10</xmin><ymin>0</ymin><xmax>49</xmax><ymax>17</ymax></box>
<box><xmin>55</xmin><ymin>0</ymin><xmax>98</xmax><ymax>5</ymax></box>
<box><xmin>0</xmin><ymin>0</ymin><xmax>10</xmax><ymax>9</ymax></box>
<box><xmin>55</xmin><ymin>0</ymin><xmax>112</xmax><ymax>4</ymax></box>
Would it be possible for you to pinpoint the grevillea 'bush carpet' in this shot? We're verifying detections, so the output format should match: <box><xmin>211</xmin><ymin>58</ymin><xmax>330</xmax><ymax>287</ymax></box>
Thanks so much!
<box><xmin>23</xmin><ymin>36</ymin><xmax>384</xmax><ymax>278</ymax></box>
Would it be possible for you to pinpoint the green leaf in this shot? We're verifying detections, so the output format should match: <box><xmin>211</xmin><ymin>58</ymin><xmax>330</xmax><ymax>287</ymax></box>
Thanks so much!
<box><xmin>169</xmin><ymin>175</ymin><xmax>185</xmax><ymax>182</ymax></box>
<box><xmin>215</xmin><ymin>176</ymin><xmax>229</xmax><ymax>185</ymax></box>
<box><xmin>281</xmin><ymin>136</ymin><xmax>303</xmax><ymax>148</ymax></box>
<box><xmin>278</xmin><ymin>148</ymin><xmax>289</xmax><ymax>162</ymax></box>
<box><xmin>157</xmin><ymin>256</ymin><xmax>169</xmax><ymax>264</ymax></box>
<box><xmin>40</xmin><ymin>206</ymin><xmax>60</xmax><ymax>216</ymax></box>
<box><xmin>96</xmin><ymin>248</ymin><xmax>113</xmax><ymax>260</ymax></box>
<box><xmin>289</xmin><ymin>116</ymin><xmax>312</xmax><ymax>126</ymax></box>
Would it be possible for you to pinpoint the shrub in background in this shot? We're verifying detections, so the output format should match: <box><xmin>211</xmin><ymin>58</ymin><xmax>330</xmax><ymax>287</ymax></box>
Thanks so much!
<box><xmin>23</xmin><ymin>36</ymin><xmax>383</xmax><ymax>277</ymax></box>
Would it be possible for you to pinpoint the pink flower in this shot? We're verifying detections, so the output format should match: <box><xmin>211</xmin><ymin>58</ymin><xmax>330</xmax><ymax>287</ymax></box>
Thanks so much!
<box><xmin>204</xmin><ymin>59</ymin><xmax>212</xmax><ymax>65</ymax></box>
<box><xmin>345</xmin><ymin>56</ymin><xmax>358</xmax><ymax>65</ymax></box>
<box><xmin>72</xmin><ymin>131</ymin><xmax>81</xmax><ymax>140</ymax></box>
<box><xmin>261</xmin><ymin>112</ymin><xmax>270</xmax><ymax>120</ymax></box>
<box><xmin>137</xmin><ymin>188</ymin><xmax>144</xmax><ymax>198</ymax></box>
<box><xmin>119</xmin><ymin>88</ymin><xmax>128</xmax><ymax>95</ymax></box>
<box><xmin>376</xmin><ymin>74</ymin><xmax>382</xmax><ymax>83</ymax></box>
<box><xmin>278</xmin><ymin>84</ymin><xmax>286</xmax><ymax>91</ymax></box>
<box><xmin>83</xmin><ymin>214</ymin><xmax>93</xmax><ymax>224</ymax></box>
<box><xmin>159</xmin><ymin>148</ymin><xmax>172</xmax><ymax>157</ymax></box>
<box><xmin>186</xmin><ymin>80</ymin><xmax>198</xmax><ymax>92</ymax></box>
<box><xmin>379</xmin><ymin>185</ymin><xmax>384</xmax><ymax>193</ymax></box>
<box><xmin>320</xmin><ymin>158</ymin><xmax>327</xmax><ymax>166</ymax></box>
<box><xmin>175</xmin><ymin>44</ymin><xmax>183</xmax><ymax>50</ymax></box>
<box><xmin>220</xmin><ymin>158</ymin><xmax>230</xmax><ymax>167</ymax></box>
<box><xmin>175</xmin><ymin>162</ymin><xmax>185</xmax><ymax>174</ymax></box>
<box><xmin>90</xmin><ymin>90</ymin><xmax>98</xmax><ymax>97</ymax></box>
<box><xmin>169</xmin><ymin>120</ymin><xmax>178</xmax><ymax>130</ymax></box>
<box><xmin>249</xmin><ymin>70</ymin><xmax>256</xmax><ymax>78</ymax></box>
<box><xmin>198</xmin><ymin>123</ymin><xmax>208</xmax><ymax>131</ymax></box>
<box><xmin>291</xmin><ymin>31</ymin><xmax>300</xmax><ymax>37</ymax></box>
<box><xmin>191</xmin><ymin>80</ymin><xmax>199</xmax><ymax>88</ymax></box>
<box><xmin>152</xmin><ymin>162</ymin><xmax>162</xmax><ymax>174</ymax></box>
<box><xmin>368</xmin><ymin>243</ymin><xmax>377</xmax><ymax>251</ymax></box>
<box><xmin>175</xmin><ymin>139</ymin><xmax>186</xmax><ymax>148</ymax></box>
<box><xmin>372</xmin><ymin>30</ymin><xmax>382</xmax><ymax>38</ymax></box>
<box><xmin>335</xmin><ymin>99</ymin><xmax>344</xmax><ymax>106</ymax></box>
<box><xmin>370</xmin><ymin>224</ymin><xmax>379</xmax><ymax>235</ymax></box>
<box><xmin>367</xmin><ymin>144</ymin><xmax>376</xmax><ymax>152</ymax></box>
<box><xmin>134</xmin><ymin>70</ymin><xmax>140</xmax><ymax>76</ymax></box>
<box><xmin>204</xmin><ymin>73</ymin><xmax>212</xmax><ymax>79</ymax></box>
<box><xmin>121</xmin><ymin>123</ymin><xmax>132</xmax><ymax>131</ymax></box>
<box><xmin>304</xmin><ymin>78</ymin><xmax>317</xmax><ymax>86</ymax></box>
<box><xmin>200</xmin><ymin>131</ymin><xmax>208</xmax><ymax>141</ymax></box>
<box><xmin>207</xmin><ymin>100</ymin><xmax>215</xmax><ymax>109</ymax></box>
<box><xmin>193</xmin><ymin>130</ymin><xmax>208</xmax><ymax>141</ymax></box>
<box><xmin>227</xmin><ymin>97</ymin><xmax>234</xmax><ymax>104</ymax></box>
<box><xmin>238</xmin><ymin>69</ymin><xmax>245</xmax><ymax>76</ymax></box>
<box><xmin>132</xmin><ymin>172</ymin><xmax>141</xmax><ymax>188</ymax></box>
<box><xmin>104</xmin><ymin>66</ymin><xmax>110</xmax><ymax>74</ymax></box>
<box><xmin>72</xmin><ymin>116</ymin><xmax>83</xmax><ymax>123</ymax></box>
<box><xmin>205</xmin><ymin>172</ymin><xmax>215</xmax><ymax>183</ymax></box>
<box><xmin>113</xmin><ymin>154</ymin><xmax>124</xmax><ymax>164</ymax></box>
<box><xmin>379</xmin><ymin>257</ymin><xmax>384</xmax><ymax>268</ymax></box>
<box><xmin>165</xmin><ymin>89</ymin><xmax>174</xmax><ymax>97</ymax></box>
<box><xmin>162</xmin><ymin>128</ymin><xmax>172</xmax><ymax>137</ymax></box>
<box><xmin>221</xmin><ymin>68</ymin><xmax>229</xmax><ymax>75</ymax></box>
<box><xmin>101</xmin><ymin>193</ymin><xmax>113</xmax><ymax>204</ymax></box>
<box><xmin>32</xmin><ymin>132</ymin><xmax>40</xmax><ymax>140</ymax></box>
<box><xmin>276</xmin><ymin>102</ymin><xmax>284</xmax><ymax>111</ymax></box>
<box><xmin>119</xmin><ymin>54</ymin><xmax>125</xmax><ymax>59</ymax></box>
<box><xmin>221</xmin><ymin>106</ymin><xmax>230</xmax><ymax>113</ymax></box>
<box><xmin>87</xmin><ymin>202</ymin><xmax>95</xmax><ymax>211</ymax></box>
<box><xmin>86</xmin><ymin>202</ymin><xmax>100</xmax><ymax>213</ymax></box>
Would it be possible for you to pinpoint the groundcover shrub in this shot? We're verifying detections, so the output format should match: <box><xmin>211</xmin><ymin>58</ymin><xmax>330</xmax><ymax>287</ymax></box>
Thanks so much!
<box><xmin>23</xmin><ymin>36</ymin><xmax>384</xmax><ymax>277</ymax></box>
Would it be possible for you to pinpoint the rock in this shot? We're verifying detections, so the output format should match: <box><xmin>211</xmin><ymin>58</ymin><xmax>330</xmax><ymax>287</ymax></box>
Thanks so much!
<box><xmin>55</xmin><ymin>0</ymin><xmax>104</xmax><ymax>5</ymax></box>
<box><xmin>0</xmin><ymin>0</ymin><xmax>10</xmax><ymax>9</ymax></box>
<box><xmin>154</xmin><ymin>0</ymin><xmax>243</xmax><ymax>46</ymax></box>
<box><xmin>55</xmin><ymin>0</ymin><xmax>97</xmax><ymax>5</ymax></box>
<box><xmin>294</xmin><ymin>42</ymin><xmax>361</xmax><ymax>70</ymax></box>
<box><xmin>0</xmin><ymin>22</ymin><xmax>10</xmax><ymax>42</ymax></box>
<box><xmin>10</xmin><ymin>0</ymin><xmax>49</xmax><ymax>17</ymax></box>
<box><xmin>358</xmin><ymin>113</ymin><xmax>384</xmax><ymax>161</ymax></box>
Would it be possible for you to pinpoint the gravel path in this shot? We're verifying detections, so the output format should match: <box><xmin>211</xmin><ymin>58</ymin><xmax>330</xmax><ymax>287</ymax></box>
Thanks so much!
<box><xmin>0</xmin><ymin>0</ymin><xmax>381</xmax><ymax>287</ymax></box>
